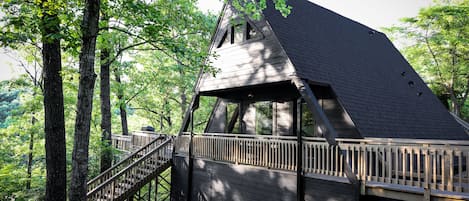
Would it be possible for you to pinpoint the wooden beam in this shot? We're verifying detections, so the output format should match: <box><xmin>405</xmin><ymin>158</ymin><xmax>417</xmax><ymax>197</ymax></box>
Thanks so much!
<box><xmin>291</xmin><ymin>76</ymin><xmax>359</xmax><ymax>186</ymax></box>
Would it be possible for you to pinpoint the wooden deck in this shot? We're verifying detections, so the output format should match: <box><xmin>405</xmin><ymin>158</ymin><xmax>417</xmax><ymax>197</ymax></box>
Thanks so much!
<box><xmin>106</xmin><ymin>132</ymin><xmax>469</xmax><ymax>200</ymax></box>
<box><xmin>173</xmin><ymin>133</ymin><xmax>469</xmax><ymax>200</ymax></box>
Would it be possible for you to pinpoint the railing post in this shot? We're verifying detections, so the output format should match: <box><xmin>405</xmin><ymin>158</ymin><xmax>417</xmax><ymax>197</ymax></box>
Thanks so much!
<box><xmin>424</xmin><ymin>144</ymin><xmax>431</xmax><ymax>201</ymax></box>
<box><xmin>360</xmin><ymin>142</ymin><xmax>366</xmax><ymax>195</ymax></box>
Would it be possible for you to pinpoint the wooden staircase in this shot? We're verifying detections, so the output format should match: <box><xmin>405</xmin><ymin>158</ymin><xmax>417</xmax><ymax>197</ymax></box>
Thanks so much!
<box><xmin>87</xmin><ymin>135</ymin><xmax>173</xmax><ymax>201</ymax></box>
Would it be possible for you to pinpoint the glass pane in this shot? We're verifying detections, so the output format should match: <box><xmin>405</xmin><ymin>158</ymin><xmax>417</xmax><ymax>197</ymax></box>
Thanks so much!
<box><xmin>255</xmin><ymin>101</ymin><xmax>272</xmax><ymax>135</ymax></box>
<box><xmin>246</xmin><ymin>23</ymin><xmax>259</xmax><ymax>40</ymax></box>
<box><xmin>301</xmin><ymin>102</ymin><xmax>317</xmax><ymax>137</ymax></box>
<box><xmin>226</xmin><ymin>103</ymin><xmax>240</xmax><ymax>133</ymax></box>
<box><xmin>233</xmin><ymin>24</ymin><xmax>244</xmax><ymax>43</ymax></box>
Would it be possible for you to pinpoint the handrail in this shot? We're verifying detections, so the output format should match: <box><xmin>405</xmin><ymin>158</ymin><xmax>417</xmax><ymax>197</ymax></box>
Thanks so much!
<box><xmin>87</xmin><ymin>138</ymin><xmax>173</xmax><ymax>199</ymax></box>
<box><xmin>303</xmin><ymin>136</ymin><xmax>469</xmax><ymax>146</ymax></box>
<box><xmin>87</xmin><ymin>135</ymin><xmax>167</xmax><ymax>192</ymax></box>
<box><xmin>182</xmin><ymin>132</ymin><xmax>298</xmax><ymax>140</ymax></box>
<box><xmin>183</xmin><ymin>133</ymin><xmax>469</xmax><ymax>145</ymax></box>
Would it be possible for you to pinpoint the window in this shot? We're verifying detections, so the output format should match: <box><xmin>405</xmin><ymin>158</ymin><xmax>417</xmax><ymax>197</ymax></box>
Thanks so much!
<box><xmin>301</xmin><ymin>102</ymin><xmax>319</xmax><ymax>137</ymax></box>
<box><xmin>246</xmin><ymin>22</ymin><xmax>259</xmax><ymax>40</ymax></box>
<box><xmin>226</xmin><ymin>103</ymin><xmax>240</xmax><ymax>133</ymax></box>
<box><xmin>216</xmin><ymin>21</ymin><xmax>261</xmax><ymax>48</ymax></box>
<box><xmin>255</xmin><ymin>101</ymin><xmax>273</xmax><ymax>135</ymax></box>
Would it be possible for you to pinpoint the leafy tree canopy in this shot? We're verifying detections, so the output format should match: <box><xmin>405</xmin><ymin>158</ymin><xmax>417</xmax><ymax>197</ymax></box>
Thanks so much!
<box><xmin>385</xmin><ymin>0</ymin><xmax>469</xmax><ymax>118</ymax></box>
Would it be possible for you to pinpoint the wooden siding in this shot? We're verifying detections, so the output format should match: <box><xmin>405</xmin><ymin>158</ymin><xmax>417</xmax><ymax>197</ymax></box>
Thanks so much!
<box><xmin>304</xmin><ymin>177</ymin><xmax>358</xmax><ymax>201</ymax></box>
<box><xmin>171</xmin><ymin>156</ymin><xmax>362</xmax><ymax>201</ymax></box>
<box><xmin>198</xmin><ymin>5</ymin><xmax>295</xmax><ymax>92</ymax></box>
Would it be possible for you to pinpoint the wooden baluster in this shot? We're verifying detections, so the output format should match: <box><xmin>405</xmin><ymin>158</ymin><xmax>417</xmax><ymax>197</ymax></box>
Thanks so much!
<box><xmin>449</xmin><ymin>149</ymin><xmax>454</xmax><ymax>192</ymax></box>
<box><xmin>402</xmin><ymin>147</ymin><xmax>406</xmax><ymax>185</ymax></box>
<box><xmin>466</xmin><ymin>151</ymin><xmax>469</xmax><ymax>193</ymax></box>
<box><xmin>457</xmin><ymin>151</ymin><xmax>462</xmax><ymax>192</ymax></box>
<box><xmin>335</xmin><ymin>145</ymin><xmax>339</xmax><ymax>177</ymax></box>
<box><xmin>417</xmin><ymin>148</ymin><xmax>421</xmax><ymax>187</ymax></box>
<box><xmin>433</xmin><ymin>149</ymin><xmax>437</xmax><ymax>189</ymax></box>
<box><xmin>340</xmin><ymin>150</ymin><xmax>344</xmax><ymax>177</ymax></box>
<box><xmin>326</xmin><ymin>144</ymin><xmax>330</xmax><ymax>175</ymax></box>
<box><xmin>395</xmin><ymin>146</ymin><xmax>399</xmax><ymax>184</ymax></box>
<box><xmin>352</xmin><ymin>146</ymin><xmax>356</xmax><ymax>175</ymax></box>
<box><xmin>441</xmin><ymin>149</ymin><xmax>445</xmax><ymax>191</ymax></box>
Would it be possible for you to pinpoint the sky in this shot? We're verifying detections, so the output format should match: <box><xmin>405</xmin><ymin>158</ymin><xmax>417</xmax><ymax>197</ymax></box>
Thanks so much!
<box><xmin>0</xmin><ymin>0</ymin><xmax>433</xmax><ymax>81</ymax></box>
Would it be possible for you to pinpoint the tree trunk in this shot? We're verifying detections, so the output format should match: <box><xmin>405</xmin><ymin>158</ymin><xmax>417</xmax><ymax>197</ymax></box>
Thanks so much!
<box><xmin>41</xmin><ymin>4</ymin><xmax>67</xmax><ymax>200</ymax></box>
<box><xmin>114</xmin><ymin>69</ymin><xmax>129</xmax><ymax>135</ymax></box>
<box><xmin>69</xmin><ymin>0</ymin><xmax>100</xmax><ymax>200</ymax></box>
<box><xmin>119</xmin><ymin>101</ymin><xmax>129</xmax><ymax>135</ymax></box>
<box><xmin>26</xmin><ymin>115</ymin><xmax>37</xmax><ymax>190</ymax></box>
<box><xmin>99</xmin><ymin>10</ymin><xmax>112</xmax><ymax>173</ymax></box>
<box><xmin>449</xmin><ymin>89</ymin><xmax>462</xmax><ymax>117</ymax></box>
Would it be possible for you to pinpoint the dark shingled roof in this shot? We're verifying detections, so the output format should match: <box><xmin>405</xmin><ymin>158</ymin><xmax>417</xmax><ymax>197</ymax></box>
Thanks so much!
<box><xmin>263</xmin><ymin>0</ymin><xmax>468</xmax><ymax>139</ymax></box>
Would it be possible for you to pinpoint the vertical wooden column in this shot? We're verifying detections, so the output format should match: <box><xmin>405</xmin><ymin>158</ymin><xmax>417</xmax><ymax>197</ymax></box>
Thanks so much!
<box><xmin>180</xmin><ymin>94</ymin><xmax>199</xmax><ymax>201</ymax></box>
<box><xmin>295</xmin><ymin>98</ymin><xmax>304</xmax><ymax>201</ymax></box>
<box><xmin>187</xmin><ymin>108</ymin><xmax>194</xmax><ymax>201</ymax></box>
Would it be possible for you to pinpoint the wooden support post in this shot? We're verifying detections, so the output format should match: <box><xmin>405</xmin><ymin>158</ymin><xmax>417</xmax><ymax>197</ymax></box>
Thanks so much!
<box><xmin>424</xmin><ymin>144</ymin><xmax>431</xmax><ymax>201</ymax></box>
<box><xmin>292</xmin><ymin>76</ymin><xmax>359</xmax><ymax>188</ymax></box>
<box><xmin>295</xmin><ymin>99</ymin><xmax>304</xmax><ymax>201</ymax></box>
<box><xmin>187</xmin><ymin>96</ymin><xmax>199</xmax><ymax>201</ymax></box>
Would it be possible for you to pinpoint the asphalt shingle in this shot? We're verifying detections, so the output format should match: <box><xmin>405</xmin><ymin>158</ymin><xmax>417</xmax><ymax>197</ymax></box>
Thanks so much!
<box><xmin>263</xmin><ymin>0</ymin><xmax>468</xmax><ymax>139</ymax></box>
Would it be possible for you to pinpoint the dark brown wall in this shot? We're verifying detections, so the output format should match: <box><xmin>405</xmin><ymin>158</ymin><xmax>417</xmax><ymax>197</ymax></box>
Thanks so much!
<box><xmin>171</xmin><ymin>156</ymin><xmax>359</xmax><ymax>201</ymax></box>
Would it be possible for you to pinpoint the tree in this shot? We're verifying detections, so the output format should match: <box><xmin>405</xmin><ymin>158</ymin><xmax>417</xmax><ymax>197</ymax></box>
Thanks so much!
<box><xmin>39</xmin><ymin>1</ymin><xmax>68</xmax><ymax>200</ymax></box>
<box><xmin>99</xmin><ymin>0</ymin><xmax>113</xmax><ymax>172</ymax></box>
<box><xmin>1</xmin><ymin>0</ymin><xmax>69</xmax><ymax>199</ymax></box>
<box><xmin>69</xmin><ymin>0</ymin><xmax>100</xmax><ymax>200</ymax></box>
<box><xmin>385</xmin><ymin>0</ymin><xmax>469</xmax><ymax>117</ymax></box>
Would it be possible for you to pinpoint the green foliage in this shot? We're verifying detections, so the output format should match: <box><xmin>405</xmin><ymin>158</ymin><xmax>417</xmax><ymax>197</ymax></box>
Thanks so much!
<box><xmin>385</xmin><ymin>0</ymin><xmax>469</xmax><ymax>118</ymax></box>
<box><xmin>0</xmin><ymin>82</ymin><xmax>20</xmax><ymax>128</ymax></box>
<box><xmin>230</xmin><ymin>0</ymin><xmax>291</xmax><ymax>20</ymax></box>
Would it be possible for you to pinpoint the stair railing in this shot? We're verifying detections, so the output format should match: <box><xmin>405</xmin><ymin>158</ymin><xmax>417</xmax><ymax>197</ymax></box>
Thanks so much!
<box><xmin>87</xmin><ymin>134</ymin><xmax>168</xmax><ymax>193</ymax></box>
<box><xmin>87</xmin><ymin>137</ymin><xmax>173</xmax><ymax>200</ymax></box>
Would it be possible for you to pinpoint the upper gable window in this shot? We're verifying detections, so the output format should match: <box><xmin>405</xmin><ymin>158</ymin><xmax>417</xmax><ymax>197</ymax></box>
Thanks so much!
<box><xmin>217</xmin><ymin>21</ymin><xmax>261</xmax><ymax>48</ymax></box>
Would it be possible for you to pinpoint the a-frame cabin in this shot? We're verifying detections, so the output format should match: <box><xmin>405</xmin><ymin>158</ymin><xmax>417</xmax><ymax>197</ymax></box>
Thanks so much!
<box><xmin>171</xmin><ymin>1</ymin><xmax>469</xmax><ymax>201</ymax></box>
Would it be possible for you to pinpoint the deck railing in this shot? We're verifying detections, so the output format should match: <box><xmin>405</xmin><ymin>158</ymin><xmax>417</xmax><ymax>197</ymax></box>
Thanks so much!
<box><xmin>174</xmin><ymin>134</ymin><xmax>469</xmax><ymax>193</ymax></box>
<box><xmin>87</xmin><ymin>137</ymin><xmax>173</xmax><ymax>200</ymax></box>
<box><xmin>88</xmin><ymin>135</ymin><xmax>168</xmax><ymax>193</ymax></box>
<box><xmin>112</xmin><ymin>131</ymin><xmax>162</xmax><ymax>152</ymax></box>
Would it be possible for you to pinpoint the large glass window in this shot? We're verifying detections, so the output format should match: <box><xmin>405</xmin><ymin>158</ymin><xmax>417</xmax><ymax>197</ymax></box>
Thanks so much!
<box><xmin>255</xmin><ymin>101</ymin><xmax>273</xmax><ymax>135</ymax></box>
<box><xmin>226</xmin><ymin>102</ymin><xmax>240</xmax><ymax>133</ymax></box>
<box><xmin>301</xmin><ymin>102</ymin><xmax>319</xmax><ymax>137</ymax></box>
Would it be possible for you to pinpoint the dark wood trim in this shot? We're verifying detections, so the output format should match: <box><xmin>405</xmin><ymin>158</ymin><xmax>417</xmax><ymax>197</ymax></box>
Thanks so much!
<box><xmin>292</xmin><ymin>76</ymin><xmax>359</xmax><ymax>186</ymax></box>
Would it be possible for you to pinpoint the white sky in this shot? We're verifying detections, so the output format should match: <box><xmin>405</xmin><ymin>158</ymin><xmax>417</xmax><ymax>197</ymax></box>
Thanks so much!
<box><xmin>0</xmin><ymin>0</ymin><xmax>432</xmax><ymax>81</ymax></box>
